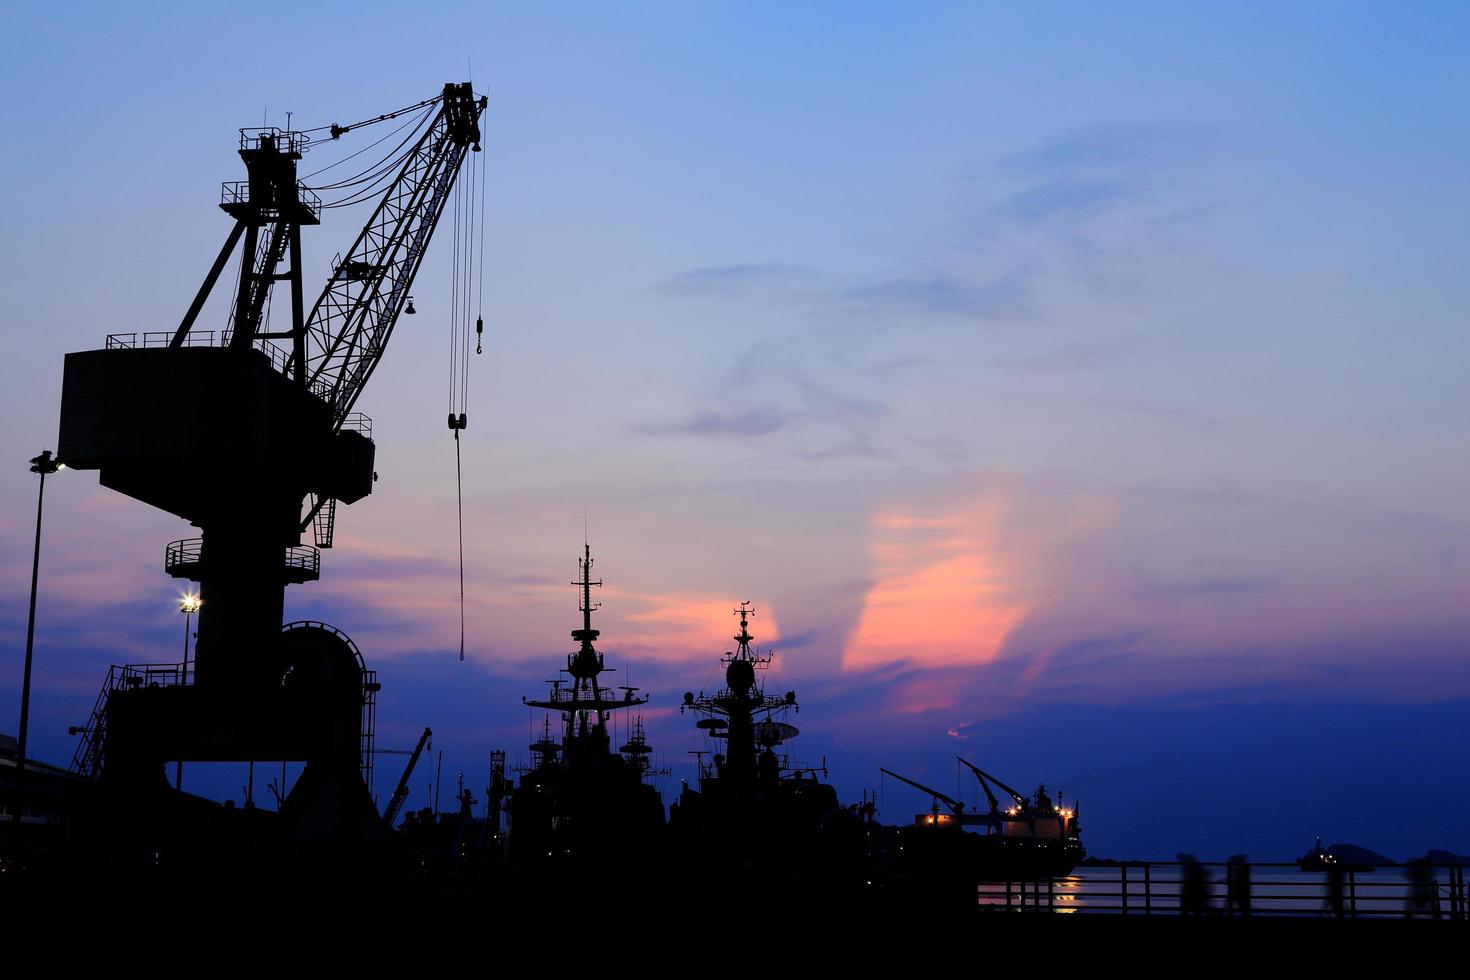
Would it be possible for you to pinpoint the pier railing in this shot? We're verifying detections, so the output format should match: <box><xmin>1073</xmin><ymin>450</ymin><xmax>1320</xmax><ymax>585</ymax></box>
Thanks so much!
<box><xmin>979</xmin><ymin>860</ymin><xmax>1468</xmax><ymax>920</ymax></box>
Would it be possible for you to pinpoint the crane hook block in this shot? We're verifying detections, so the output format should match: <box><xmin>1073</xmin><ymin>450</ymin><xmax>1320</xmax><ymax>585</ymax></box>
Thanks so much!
<box><xmin>448</xmin><ymin>413</ymin><xmax>468</xmax><ymax>431</ymax></box>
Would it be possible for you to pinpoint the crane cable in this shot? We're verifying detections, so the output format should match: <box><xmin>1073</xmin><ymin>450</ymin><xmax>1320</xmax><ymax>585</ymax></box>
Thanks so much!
<box><xmin>300</xmin><ymin>105</ymin><xmax>434</xmax><ymax>183</ymax></box>
<box><xmin>450</xmin><ymin>153</ymin><xmax>466</xmax><ymax>662</ymax></box>
<box><xmin>447</xmin><ymin>138</ymin><xmax>485</xmax><ymax>663</ymax></box>
<box><xmin>454</xmin><ymin>422</ymin><xmax>466</xmax><ymax>662</ymax></box>
<box><xmin>297</xmin><ymin>93</ymin><xmax>445</xmax><ymax>139</ymax></box>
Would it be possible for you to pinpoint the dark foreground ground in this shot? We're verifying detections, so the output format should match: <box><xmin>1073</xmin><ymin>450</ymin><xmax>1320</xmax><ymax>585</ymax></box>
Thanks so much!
<box><xmin>4</xmin><ymin>877</ymin><xmax>1462</xmax><ymax>964</ymax></box>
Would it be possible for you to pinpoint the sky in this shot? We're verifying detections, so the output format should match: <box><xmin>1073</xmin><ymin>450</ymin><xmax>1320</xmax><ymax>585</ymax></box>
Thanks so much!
<box><xmin>1</xmin><ymin>2</ymin><xmax>1468</xmax><ymax>860</ymax></box>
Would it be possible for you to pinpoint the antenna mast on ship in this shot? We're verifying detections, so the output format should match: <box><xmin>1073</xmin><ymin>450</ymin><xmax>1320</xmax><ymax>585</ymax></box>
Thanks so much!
<box><xmin>521</xmin><ymin>544</ymin><xmax>648</xmax><ymax>757</ymax></box>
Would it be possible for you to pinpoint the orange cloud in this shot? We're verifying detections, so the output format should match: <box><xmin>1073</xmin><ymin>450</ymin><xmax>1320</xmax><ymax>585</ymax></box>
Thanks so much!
<box><xmin>843</xmin><ymin>492</ymin><xmax>1029</xmax><ymax>673</ymax></box>
<box><xmin>616</xmin><ymin>591</ymin><xmax>781</xmax><ymax>665</ymax></box>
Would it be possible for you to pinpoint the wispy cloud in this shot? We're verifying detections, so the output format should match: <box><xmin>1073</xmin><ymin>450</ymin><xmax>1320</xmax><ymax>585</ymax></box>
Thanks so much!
<box><xmin>1002</xmin><ymin>179</ymin><xmax>1131</xmax><ymax>223</ymax></box>
<box><xmin>998</xmin><ymin>123</ymin><xmax>1216</xmax><ymax>177</ymax></box>
<box><xmin>633</xmin><ymin>366</ymin><xmax>885</xmax><ymax>452</ymax></box>
<box><xmin>655</xmin><ymin>263</ymin><xmax>813</xmax><ymax>296</ymax></box>
<box><xmin>844</xmin><ymin>270</ymin><xmax>1038</xmax><ymax>323</ymax></box>
<box><xmin>636</xmin><ymin>407</ymin><xmax>789</xmax><ymax>437</ymax></box>
<box><xmin>1132</xmin><ymin>574</ymin><xmax>1278</xmax><ymax>602</ymax></box>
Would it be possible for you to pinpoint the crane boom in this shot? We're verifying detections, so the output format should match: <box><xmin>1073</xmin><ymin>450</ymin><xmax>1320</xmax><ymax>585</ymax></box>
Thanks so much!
<box><xmin>957</xmin><ymin>758</ymin><xmax>1027</xmax><ymax>808</ymax></box>
<box><xmin>880</xmin><ymin>767</ymin><xmax>965</xmax><ymax>816</ymax></box>
<box><xmin>956</xmin><ymin>756</ymin><xmax>1000</xmax><ymax>813</ymax></box>
<box><xmin>304</xmin><ymin>82</ymin><xmax>486</xmax><ymax>424</ymax></box>
<box><xmin>382</xmin><ymin>726</ymin><xmax>434</xmax><ymax>828</ymax></box>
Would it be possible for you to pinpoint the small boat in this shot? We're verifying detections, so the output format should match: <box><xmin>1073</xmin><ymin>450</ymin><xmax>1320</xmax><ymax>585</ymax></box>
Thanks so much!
<box><xmin>1296</xmin><ymin>836</ymin><xmax>1380</xmax><ymax>872</ymax></box>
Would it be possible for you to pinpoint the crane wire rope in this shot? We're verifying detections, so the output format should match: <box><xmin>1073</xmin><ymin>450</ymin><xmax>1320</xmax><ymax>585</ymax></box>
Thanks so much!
<box><xmin>455</xmin><ymin>414</ymin><xmax>466</xmax><ymax>663</ymax></box>
<box><xmin>311</xmin><ymin>124</ymin><xmax>429</xmax><ymax>193</ymax></box>
<box><xmin>314</xmin><ymin>134</ymin><xmax>430</xmax><ymax>208</ymax></box>
<box><xmin>297</xmin><ymin>93</ymin><xmax>444</xmax><ymax>138</ymax></box>
<box><xmin>308</xmin><ymin>113</ymin><xmax>438</xmax><ymax>208</ymax></box>
<box><xmin>449</xmin><ymin>154</ymin><xmax>465</xmax><ymax>661</ymax></box>
<box><xmin>300</xmin><ymin>106</ymin><xmax>434</xmax><ymax>182</ymax></box>
<box><xmin>445</xmin><ymin>139</ymin><xmax>484</xmax><ymax>663</ymax></box>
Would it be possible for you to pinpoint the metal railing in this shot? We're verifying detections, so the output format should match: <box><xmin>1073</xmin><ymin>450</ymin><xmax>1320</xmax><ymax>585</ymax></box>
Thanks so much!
<box><xmin>164</xmin><ymin>537</ymin><xmax>202</xmax><ymax>575</ymax></box>
<box><xmin>532</xmin><ymin>685</ymin><xmax>636</xmax><ymax>706</ymax></box>
<box><xmin>219</xmin><ymin>180</ymin><xmax>322</xmax><ymax>221</ymax></box>
<box><xmin>283</xmin><ymin>545</ymin><xmax>320</xmax><ymax>577</ymax></box>
<box><xmin>978</xmin><ymin>860</ymin><xmax>1468</xmax><ymax>920</ymax></box>
<box><xmin>107</xmin><ymin>331</ymin><xmax>218</xmax><ymax>349</ymax></box>
<box><xmin>163</xmin><ymin>538</ymin><xmax>318</xmax><ymax>580</ymax></box>
<box><xmin>238</xmin><ymin>126</ymin><xmax>309</xmax><ymax>155</ymax></box>
<box><xmin>340</xmin><ymin>413</ymin><xmax>372</xmax><ymax>438</ymax></box>
<box><xmin>104</xmin><ymin>331</ymin><xmax>335</xmax><ymax>403</ymax></box>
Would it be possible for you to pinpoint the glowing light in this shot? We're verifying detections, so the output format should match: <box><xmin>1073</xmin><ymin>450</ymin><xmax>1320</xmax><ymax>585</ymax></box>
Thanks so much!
<box><xmin>179</xmin><ymin>593</ymin><xmax>201</xmax><ymax>614</ymax></box>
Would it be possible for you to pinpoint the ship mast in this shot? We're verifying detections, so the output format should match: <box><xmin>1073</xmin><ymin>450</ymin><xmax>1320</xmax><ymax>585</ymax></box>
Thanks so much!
<box><xmin>681</xmin><ymin>601</ymin><xmax>802</xmax><ymax>793</ymax></box>
<box><xmin>522</xmin><ymin>545</ymin><xmax>648</xmax><ymax>762</ymax></box>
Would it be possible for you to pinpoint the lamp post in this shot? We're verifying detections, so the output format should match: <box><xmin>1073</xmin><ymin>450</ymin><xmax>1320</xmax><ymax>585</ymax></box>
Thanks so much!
<box><xmin>12</xmin><ymin>449</ymin><xmax>61</xmax><ymax>830</ymax></box>
<box><xmin>175</xmin><ymin>593</ymin><xmax>199</xmax><ymax>792</ymax></box>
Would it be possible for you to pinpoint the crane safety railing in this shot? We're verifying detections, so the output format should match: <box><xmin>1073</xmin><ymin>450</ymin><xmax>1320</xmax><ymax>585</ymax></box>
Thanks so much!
<box><xmin>282</xmin><ymin>545</ymin><xmax>320</xmax><ymax>577</ymax></box>
<box><xmin>164</xmin><ymin>538</ymin><xmax>320</xmax><ymax>580</ymax></box>
<box><xmin>220</xmin><ymin>180</ymin><xmax>322</xmax><ymax>222</ymax></box>
<box><xmin>339</xmin><ymin>413</ymin><xmax>372</xmax><ymax>438</ymax></box>
<box><xmin>237</xmin><ymin>126</ymin><xmax>311</xmax><ymax>155</ymax></box>
<box><xmin>164</xmin><ymin>537</ymin><xmax>202</xmax><ymax>573</ymax></box>
<box><xmin>105</xmin><ymin>331</ymin><xmax>336</xmax><ymax>403</ymax></box>
<box><xmin>977</xmin><ymin>860</ymin><xmax>1468</xmax><ymax>921</ymax></box>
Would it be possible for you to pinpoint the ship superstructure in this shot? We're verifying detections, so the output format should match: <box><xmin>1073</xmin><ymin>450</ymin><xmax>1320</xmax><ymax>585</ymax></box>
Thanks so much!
<box><xmin>508</xmin><ymin>545</ymin><xmax>664</xmax><ymax>875</ymax></box>
<box><xmin>670</xmin><ymin>603</ymin><xmax>850</xmax><ymax>884</ymax></box>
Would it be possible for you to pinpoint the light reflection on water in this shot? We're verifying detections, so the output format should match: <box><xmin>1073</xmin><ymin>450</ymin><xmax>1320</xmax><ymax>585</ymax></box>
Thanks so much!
<box><xmin>978</xmin><ymin>866</ymin><xmax>1459</xmax><ymax>917</ymax></box>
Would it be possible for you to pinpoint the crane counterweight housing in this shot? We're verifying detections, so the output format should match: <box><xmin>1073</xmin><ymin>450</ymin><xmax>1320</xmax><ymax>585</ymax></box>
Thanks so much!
<box><xmin>54</xmin><ymin>82</ymin><xmax>486</xmax><ymax>852</ymax></box>
<box><xmin>59</xmin><ymin>346</ymin><xmax>373</xmax><ymax>521</ymax></box>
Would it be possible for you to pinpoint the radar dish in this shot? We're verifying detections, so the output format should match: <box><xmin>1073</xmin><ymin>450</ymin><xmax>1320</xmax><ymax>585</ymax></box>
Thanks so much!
<box><xmin>752</xmin><ymin>721</ymin><xmax>800</xmax><ymax>747</ymax></box>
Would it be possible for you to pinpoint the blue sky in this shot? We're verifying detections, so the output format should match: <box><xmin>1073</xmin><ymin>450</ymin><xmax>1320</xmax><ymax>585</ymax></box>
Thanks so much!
<box><xmin>2</xmin><ymin>2</ymin><xmax>1468</xmax><ymax>859</ymax></box>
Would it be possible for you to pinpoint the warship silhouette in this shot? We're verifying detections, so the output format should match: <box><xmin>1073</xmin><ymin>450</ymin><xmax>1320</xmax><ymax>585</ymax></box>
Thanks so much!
<box><xmin>507</xmin><ymin>545</ymin><xmax>665</xmax><ymax>879</ymax></box>
<box><xmin>667</xmin><ymin>602</ymin><xmax>860</xmax><ymax>890</ymax></box>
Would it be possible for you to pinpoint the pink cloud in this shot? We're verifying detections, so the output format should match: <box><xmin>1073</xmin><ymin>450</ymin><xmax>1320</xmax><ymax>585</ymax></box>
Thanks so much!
<box><xmin>844</xmin><ymin>490</ymin><xmax>1030</xmax><ymax>673</ymax></box>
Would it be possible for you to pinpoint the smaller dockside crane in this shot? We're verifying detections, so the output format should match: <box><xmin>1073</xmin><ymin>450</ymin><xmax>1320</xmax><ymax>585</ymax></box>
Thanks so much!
<box><xmin>382</xmin><ymin>727</ymin><xmax>433</xmax><ymax>829</ymax></box>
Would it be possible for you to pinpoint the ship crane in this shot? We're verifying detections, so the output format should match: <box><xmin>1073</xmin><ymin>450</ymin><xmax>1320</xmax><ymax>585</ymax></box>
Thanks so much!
<box><xmin>957</xmin><ymin>757</ymin><xmax>1002</xmax><ymax>814</ymax></box>
<box><xmin>880</xmin><ymin>768</ymin><xmax>965</xmax><ymax>824</ymax></box>
<box><xmin>956</xmin><ymin>757</ymin><xmax>1028</xmax><ymax>812</ymax></box>
<box><xmin>58</xmin><ymin>83</ymin><xmax>487</xmax><ymax>846</ymax></box>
